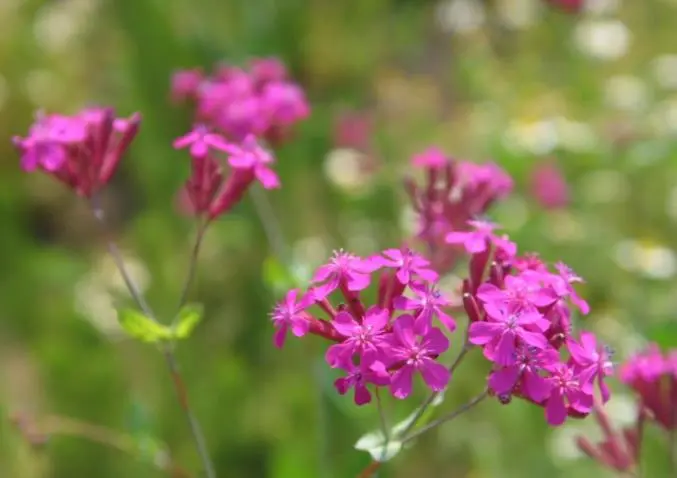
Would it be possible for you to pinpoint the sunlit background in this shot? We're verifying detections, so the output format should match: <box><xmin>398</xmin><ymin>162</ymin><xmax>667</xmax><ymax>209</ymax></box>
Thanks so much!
<box><xmin>1</xmin><ymin>0</ymin><xmax>677</xmax><ymax>477</ymax></box>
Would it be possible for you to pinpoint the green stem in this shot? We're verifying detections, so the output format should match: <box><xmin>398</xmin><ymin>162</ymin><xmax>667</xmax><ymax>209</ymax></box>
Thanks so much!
<box><xmin>401</xmin><ymin>390</ymin><xmax>488</xmax><ymax>444</ymax></box>
<box><xmin>174</xmin><ymin>222</ymin><xmax>208</xmax><ymax>323</ymax></box>
<box><xmin>91</xmin><ymin>201</ymin><xmax>216</xmax><ymax>478</ymax></box>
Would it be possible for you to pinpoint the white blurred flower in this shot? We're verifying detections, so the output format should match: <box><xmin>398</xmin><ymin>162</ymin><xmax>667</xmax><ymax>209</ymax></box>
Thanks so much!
<box><xmin>652</xmin><ymin>55</ymin><xmax>677</xmax><ymax>90</ymax></box>
<box><xmin>612</xmin><ymin>239</ymin><xmax>676</xmax><ymax>279</ymax></box>
<box><xmin>604</xmin><ymin>75</ymin><xmax>650</xmax><ymax>112</ymax></box>
<box><xmin>292</xmin><ymin>236</ymin><xmax>329</xmax><ymax>270</ymax></box>
<box><xmin>75</xmin><ymin>252</ymin><xmax>151</xmax><ymax>341</ymax></box>
<box><xmin>584</xmin><ymin>0</ymin><xmax>620</xmax><ymax>15</ymax></box>
<box><xmin>324</xmin><ymin>148</ymin><xmax>372</xmax><ymax>193</ymax></box>
<box><xmin>575</xmin><ymin>19</ymin><xmax>631</xmax><ymax>61</ymax></box>
<box><xmin>648</xmin><ymin>98</ymin><xmax>677</xmax><ymax>136</ymax></box>
<box><xmin>33</xmin><ymin>0</ymin><xmax>97</xmax><ymax>53</ymax></box>
<box><xmin>503</xmin><ymin>119</ymin><xmax>558</xmax><ymax>155</ymax></box>
<box><xmin>556</xmin><ymin>117</ymin><xmax>598</xmax><ymax>152</ymax></box>
<box><xmin>436</xmin><ymin>0</ymin><xmax>485</xmax><ymax>34</ymax></box>
<box><xmin>496</xmin><ymin>0</ymin><xmax>542</xmax><ymax>30</ymax></box>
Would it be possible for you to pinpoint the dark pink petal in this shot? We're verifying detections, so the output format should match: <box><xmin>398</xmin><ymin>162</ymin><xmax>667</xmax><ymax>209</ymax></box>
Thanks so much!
<box><xmin>364</xmin><ymin>308</ymin><xmax>389</xmax><ymax>330</ymax></box>
<box><xmin>518</xmin><ymin>329</ymin><xmax>548</xmax><ymax>349</ymax></box>
<box><xmin>422</xmin><ymin>327</ymin><xmax>450</xmax><ymax>355</ymax></box>
<box><xmin>489</xmin><ymin>367</ymin><xmax>520</xmax><ymax>394</ymax></box>
<box><xmin>273</xmin><ymin>324</ymin><xmax>288</xmax><ymax>348</ymax></box>
<box><xmin>290</xmin><ymin>317</ymin><xmax>309</xmax><ymax>337</ymax></box>
<box><xmin>495</xmin><ymin>333</ymin><xmax>517</xmax><ymax>366</ymax></box>
<box><xmin>255</xmin><ymin>165</ymin><xmax>281</xmax><ymax>189</ymax></box>
<box><xmin>390</xmin><ymin>366</ymin><xmax>414</xmax><ymax>399</ymax></box>
<box><xmin>420</xmin><ymin>359</ymin><xmax>451</xmax><ymax>391</ymax></box>
<box><xmin>523</xmin><ymin>372</ymin><xmax>551</xmax><ymax>402</ymax></box>
<box><xmin>468</xmin><ymin>321</ymin><xmax>502</xmax><ymax>345</ymax></box>
<box><xmin>332</xmin><ymin>311</ymin><xmax>360</xmax><ymax>337</ymax></box>
<box><xmin>354</xmin><ymin>383</ymin><xmax>372</xmax><ymax>405</ymax></box>
<box><xmin>546</xmin><ymin>392</ymin><xmax>567</xmax><ymax>426</ymax></box>
<box><xmin>393</xmin><ymin>315</ymin><xmax>417</xmax><ymax>348</ymax></box>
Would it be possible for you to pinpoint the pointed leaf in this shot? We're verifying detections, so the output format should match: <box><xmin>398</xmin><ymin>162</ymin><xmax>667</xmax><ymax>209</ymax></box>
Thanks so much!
<box><xmin>117</xmin><ymin>308</ymin><xmax>173</xmax><ymax>343</ymax></box>
<box><xmin>173</xmin><ymin>303</ymin><xmax>204</xmax><ymax>339</ymax></box>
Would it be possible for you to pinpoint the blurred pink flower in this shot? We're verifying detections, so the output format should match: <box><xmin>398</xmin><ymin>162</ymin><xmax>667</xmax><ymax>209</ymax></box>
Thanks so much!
<box><xmin>529</xmin><ymin>160</ymin><xmax>569</xmax><ymax>210</ymax></box>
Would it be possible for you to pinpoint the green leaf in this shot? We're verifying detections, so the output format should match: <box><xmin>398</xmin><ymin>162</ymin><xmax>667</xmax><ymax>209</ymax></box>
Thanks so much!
<box><xmin>117</xmin><ymin>308</ymin><xmax>173</xmax><ymax>343</ymax></box>
<box><xmin>172</xmin><ymin>303</ymin><xmax>204</xmax><ymax>339</ymax></box>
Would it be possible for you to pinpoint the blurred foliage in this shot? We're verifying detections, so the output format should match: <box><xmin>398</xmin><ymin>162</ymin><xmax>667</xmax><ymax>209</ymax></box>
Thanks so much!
<box><xmin>1</xmin><ymin>0</ymin><xmax>677</xmax><ymax>477</ymax></box>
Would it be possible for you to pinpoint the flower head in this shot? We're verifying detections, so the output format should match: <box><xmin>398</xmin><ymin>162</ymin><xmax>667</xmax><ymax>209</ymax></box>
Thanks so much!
<box><xmin>270</xmin><ymin>289</ymin><xmax>314</xmax><ymax>348</ymax></box>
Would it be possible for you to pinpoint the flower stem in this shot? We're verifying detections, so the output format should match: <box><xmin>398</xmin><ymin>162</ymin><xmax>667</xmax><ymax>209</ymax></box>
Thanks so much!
<box><xmin>400</xmin><ymin>336</ymin><xmax>472</xmax><ymax>438</ymax></box>
<box><xmin>249</xmin><ymin>186</ymin><xmax>289</xmax><ymax>264</ymax></box>
<box><xmin>174</xmin><ymin>221</ymin><xmax>208</xmax><ymax>322</ymax></box>
<box><xmin>91</xmin><ymin>201</ymin><xmax>216</xmax><ymax>478</ymax></box>
<box><xmin>401</xmin><ymin>389</ymin><xmax>488</xmax><ymax>444</ymax></box>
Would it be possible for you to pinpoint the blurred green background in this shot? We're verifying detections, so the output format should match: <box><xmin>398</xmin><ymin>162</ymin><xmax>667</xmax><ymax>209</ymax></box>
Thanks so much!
<box><xmin>1</xmin><ymin>0</ymin><xmax>677</xmax><ymax>477</ymax></box>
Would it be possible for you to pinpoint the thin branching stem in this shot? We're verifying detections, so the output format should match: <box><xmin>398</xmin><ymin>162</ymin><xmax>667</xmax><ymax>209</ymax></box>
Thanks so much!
<box><xmin>90</xmin><ymin>200</ymin><xmax>216</xmax><ymax>478</ymax></box>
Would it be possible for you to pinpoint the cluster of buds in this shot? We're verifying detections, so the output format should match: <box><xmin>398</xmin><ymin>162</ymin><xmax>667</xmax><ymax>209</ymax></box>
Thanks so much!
<box><xmin>12</xmin><ymin>108</ymin><xmax>140</xmax><ymax>198</ymax></box>
<box><xmin>404</xmin><ymin>147</ymin><xmax>513</xmax><ymax>274</ymax></box>
<box><xmin>171</xmin><ymin>57</ymin><xmax>310</xmax><ymax>146</ymax></box>
<box><xmin>574</xmin><ymin>344</ymin><xmax>677</xmax><ymax>474</ymax></box>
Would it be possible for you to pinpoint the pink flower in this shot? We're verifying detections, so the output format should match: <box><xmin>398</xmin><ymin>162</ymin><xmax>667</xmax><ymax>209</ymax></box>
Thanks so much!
<box><xmin>387</xmin><ymin>314</ymin><xmax>451</xmax><ymax>399</ymax></box>
<box><xmin>477</xmin><ymin>272</ymin><xmax>558</xmax><ymax>313</ymax></box>
<box><xmin>446</xmin><ymin>219</ymin><xmax>517</xmax><ymax>257</ymax></box>
<box><xmin>270</xmin><ymin>289</ymin><xmax>314</xmax><ymax>348</ymax></box>
<box><xmin>325</xmin><ymin>307</ymin><xmax>389</xmax><ymax>367</ymax></box>
<box><xmin>171</xmin><ymin>69</ymin><xmax>203</xmax><ymax>103</ymax></box>
<box><xmin>544</xmin><ymin>363</ymin><xmax>593</xmax><ymax>426</ymax></box>
<box><xmin>13</xmin><ymin>108</ymin><xmax>140</xmax><ymax>197</ymax></box>
<box><xmin>489</xmin><ymin>345</ymin><xmax>559</xmax><ymax>402</ymax></box>
<box><xmin>334</xmin><ymin>360</ymin><xmax>390</xmax><ymax>406</ymax></box>
<box><xmin>261</xmin><ymin>82</ymin><xmax>310</xmax><ymax>127</ymax></box>
<box><xmin>393</xmin><ymin>281</ymin><xmax>456</xmax><ymax>333</ymax></box>
<box><xmin>553</xmin><ymin>262</ymin><xmax>590</xmax><ymax>315</ymax></box>
<box><xmin>173</xmin><ymin>125</ymin><xmax>231</xmax><ymax>159</ymax></box>
<box><xmin>411</xmin><ymin>147</ymin><xmax>447</xmax><ymax>169</ymax></box>
<box><xmin>620</xmin><ymin>345</ymin><xmax>677</xmax><ymax>430</ymax></box>
<box><xmin>529</xmin><ymin>161</ymin><xmax>569</xmax><ymax>210</ymax></box>
<box><xmin>469</xmin><ymin>304</ymin><xmax>550</xmax><ymax>366</ymax></box>
<box><xmin>312</xmin><ymin>250</ymin><xmax>381</xmax><ymax>300</ymax></box>
<box><xmin>567</xmin><ymin>331</ymin><xmax>614</xmax><ymax>403</ymax></box>
<box><xmin>224</xmin><ymin>135</ymin><xmax>280</xmax><ymax>189</ymax></box>
<box><xmin>375</xmin><ymin>247</ymin><xmax>438</xmax><ymax>284</ymax></box>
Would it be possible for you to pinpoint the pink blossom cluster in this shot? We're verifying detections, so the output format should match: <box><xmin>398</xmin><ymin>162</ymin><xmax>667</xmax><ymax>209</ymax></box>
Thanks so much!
<box><xmin>456</xmin><ymin>220</ymin><xmax>613</xmax><ymax>425</ymax></box>
<box><xmin>271</xmin><ymin>247</ymin><xmax>457</xmax><ymax>404</ymax></box>
<box><xmin>619</xmin><ymin>344</ymin><xmax>677</xmax><ymax>430</ymax></box>
<box><xmin>405</xmin><ymin>147</ymin><xmax>513</xmax><ymax>274</ymax></box>
<box><xmin>272</xmin><ymin>212</ymin><xmax>611</xmax><ymax>426</ymax></box>
<box><xmin>171</xmin><ymin>57</ymin><xmax>310</xmax><ymax>145</ymax></box>
<box><xmin>574</xmin><ymin>344</ymin><xmax>677</xmax><ymax>474</ymax></box>
<box><xmin>12</xmin><ymin>108</ymin><xmax>140</xmax><ymax>197</ymax></box>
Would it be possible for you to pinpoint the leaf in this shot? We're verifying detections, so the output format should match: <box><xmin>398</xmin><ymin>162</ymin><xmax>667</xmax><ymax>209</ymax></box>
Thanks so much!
<box><xmin>172</xmin><ymin>303</ymin><xmax>204</xmax><ymax>339</ymax></box>
<box><xmin>354</xmin><ymin>430</ymin><xmax>403</xmax><ymax>463</ymax></box>
<box><xmin>117</xmin><ymin>308</ymin><xmax>173</xmax><ymax>343</ymax></box>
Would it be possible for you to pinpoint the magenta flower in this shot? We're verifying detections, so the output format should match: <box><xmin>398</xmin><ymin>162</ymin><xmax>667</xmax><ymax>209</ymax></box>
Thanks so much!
<box><xmin>469</xmin><ymin>303</ymin><xmax>550</xmax><ymax>366</ymax></box>
<box><xmin>270</xmin><ymin>289</ymin><xmax>314</xmax><ymax>348</ymax></box>
<box><xmin>544</xmin><ymin>363</ymin><xmax>593</xmax><ymax>426</ymax></box>
<box><xmin>325</xmin><ymin>307</ymin><xmax>389</xmax><ymax>367</ymax></box>
<box><xmin>489</xmin><ymin>345</ymin><xmax>558</xmax><ymax>402</ymax></box>
<box><xmin>411</xmin><ymin>147</ymin><xmax>447</xmax><ymax>169</ymax></box>
<box><xmin>334</xmin><ymin>360</ymin><xmax>390</xmax><ymax>406</ymax></box>
<box><xmin>567</xmin><ymin>331</ymin><xmax>614</xmax><ymax>403</ymax></box>
<box><xmin>312</xmin><ymin>250</ymin><xmax>381</xmax><ymax>300</ymax></box>
<box><xmin>393</xmin><ymin>282</ymin><xmax>456</xmax><ymax>333</ymax></box>
<box><xmin>225</xmin><ymin>135</ymin><xmax>280</xmax><ymax>189</ymax></box>
<box><xmin>375</xmin><ymin>247</ymin><xmax>438</xmax><ymax>284</ymax></box>
<box><xmin>173</xmin><ymin>124</ymin><xmax>231</xmax><ymax>159</ymax></box>
<box><xmin>446</xmin><ymin>219</ymin><xmax>516</xmax><ymax>257</ymax></box>
<box><xmin>261</xmin><ymin>82</ymin><xmax>310</xmax><ymax>127</ymax></box>
<box><xmin>529</xmin><ymin>160</ymin><xmax>569</xmax><ymax>210</ymax></box>
<box><xmin>387</xmin><ymin>314</ymin><xmax>451</xmax><ymax>399</ymax></box>
<box><xmin>553</xmin><ymin>262</ymin><xmax>590</xmax><ymax>315</ymax></box>
<box><xmin>171</xmin><ymin>69</ymin><xmax>203</xmax><ymax>103</ymax></box>
<box><xmin>477</xmin><ymin>272</ymin><xmax>558</xmax><ymax>313</ymax></box>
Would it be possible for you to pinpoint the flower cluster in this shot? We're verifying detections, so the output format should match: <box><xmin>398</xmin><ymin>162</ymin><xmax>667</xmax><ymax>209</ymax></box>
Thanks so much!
<box><xmin>270</xmin><ymin>247</ymin><xmax>458</xmax><ymax>404</ymax></box>
<box><xmin>12</xmin><ymin>108</ymin><xmax>140</xmax><ymax>198</ymax></box>
<box><xmin>404</xmin><ymin>147</ymin><xmax>513</xmax><ymax>274</ymax></box>
<box><xmin>574</xmin><ymin>344</ymin><xmax>677</xmax><ymax>474</ymax></box>
<box><xmin>455</xmin><ymin>221</ymin><xmax>611</xmax><ymax>425</ymax></box>
<box><xmin>619</xmin><ymin>344</ymin><xmax>677</xmax><ymax>430</ymax></box>
<box><xmin>171</xmin><ymin>57</ymin><xmax>310</xmax><ymax>145</ymax></box>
